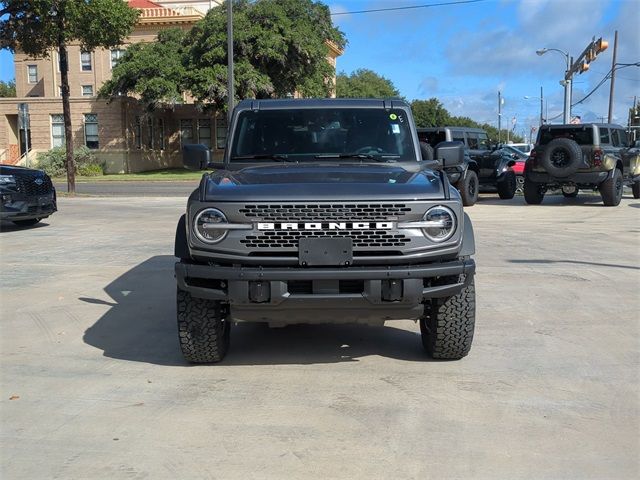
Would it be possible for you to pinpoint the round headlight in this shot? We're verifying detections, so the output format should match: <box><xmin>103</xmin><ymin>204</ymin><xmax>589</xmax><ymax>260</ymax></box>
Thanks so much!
<box><xmin>422</xmin><ymin>206</ymin><xmax>456</xmax><ymax>242</ymax></box>
<box><xmin>194</xmin><ymin>208</ymin><xmax>228</xmax><ymax>244</ymax></box>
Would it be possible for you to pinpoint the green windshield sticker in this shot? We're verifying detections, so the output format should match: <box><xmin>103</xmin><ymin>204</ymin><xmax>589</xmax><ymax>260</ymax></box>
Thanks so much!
<box><xmin>389</xmin><ymin>113</ymin><xmax>398</xmax><ymax>120</ymax></box>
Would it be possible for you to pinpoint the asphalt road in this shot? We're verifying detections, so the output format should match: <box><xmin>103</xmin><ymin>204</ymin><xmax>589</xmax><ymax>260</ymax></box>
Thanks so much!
<box><xmin>53</xmin><ymin>180</ymin><xmax>199</xmax><ymax>196</ymax></box>
<box><xmin>1</xmin><ymin>195</ymin><xmax>639</xmax><ymax>479</ymax></box>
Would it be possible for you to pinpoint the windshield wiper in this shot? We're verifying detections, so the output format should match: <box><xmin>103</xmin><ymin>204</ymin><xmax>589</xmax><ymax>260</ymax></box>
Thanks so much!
<box><xmin>314</xmin><ymin>153</ymin><xmax>399</xmax><ymax>162</ymax></box>
<box><xmin>230</xmin><ymin>154</ymin><xmax>293</xmax><ymax>162</ymax></box>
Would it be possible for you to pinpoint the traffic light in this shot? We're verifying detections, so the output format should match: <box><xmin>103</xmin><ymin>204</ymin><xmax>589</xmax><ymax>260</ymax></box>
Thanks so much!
<box><xmin>579</xmin><ymin>62</ymin><xmax>590</xmax><ymax>73</ymax></box>
<box><xmin>595</xmin><ymin>38</ymin><xmax>608</xmax><ymax>54</ymax></box>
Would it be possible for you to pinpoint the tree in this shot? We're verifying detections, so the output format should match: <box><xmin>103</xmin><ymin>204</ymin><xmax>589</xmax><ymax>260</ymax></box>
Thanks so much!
<box><xmin>100</xmin><ymin>28</ymin><xmax>188</xmax><ymax>111</ymax></box>
<box><xmin>336</xmin><ymin>69</ymin><xmax>399</xmax><ymax>98</ymax></box>
<box><xmin>0</xmin><ymin>0</ymin><xmax>139</xmax><ymax>193</ymax></box>
<box><xmin>0</xmin><ymin>79</ymin><xmax>16</xmax><ymax>97</ymax></box>
<box><xmin>410</xmin><ymin>98</ymin><xmax>450</xmax><ymax>127</ymax></box>
<box><xmin>101</xmin><ymin>0</ymin><xmax>346</xmax><ymax>112</ymax></box>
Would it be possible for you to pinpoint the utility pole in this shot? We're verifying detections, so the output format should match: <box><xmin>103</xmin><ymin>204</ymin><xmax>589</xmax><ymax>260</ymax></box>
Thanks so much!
<box><xmin>563</xmin><ymin>56</ymin><xmax>572</xmax><ymax>124</ymax></box>
<box><xmin>608</xmin><ymin>30</ymin><xmax>618</xmax><ymax>123</ymax></box>
<box><xmin>498</xmin><ymin>91</ymin><xmax>502</xmax><ymax>143</ymax></box>
<box><xmin>540</xmin><ymin>86</ymin><xmax>544</xmax><ymax>126</ymax></box>
<box><xmin>227</xmin><ymin>0</ymin><xmax>234</xmax><ymax>125</ymax></box>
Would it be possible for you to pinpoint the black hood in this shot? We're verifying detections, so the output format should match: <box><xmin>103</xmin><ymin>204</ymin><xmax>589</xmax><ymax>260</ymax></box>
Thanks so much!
<box><xmin>203</xmin><ymin>163</ymin><xmax>446</xmax><ymax>202</ymax></box>
<box><xmin>0</xmin><ymin>164</ymin><xmax>47</xmax><ymax>177</ymax></box>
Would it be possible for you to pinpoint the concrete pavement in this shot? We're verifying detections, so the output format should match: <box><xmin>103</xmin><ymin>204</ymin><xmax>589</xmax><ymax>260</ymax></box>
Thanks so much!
<box><xmin>1</xmin><ymin>194</ymin><xmax>639</xmax><ymax>479</ymax></box>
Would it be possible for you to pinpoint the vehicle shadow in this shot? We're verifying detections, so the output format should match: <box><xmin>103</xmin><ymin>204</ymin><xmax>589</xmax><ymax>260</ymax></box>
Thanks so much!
<box><xmin>0</xmin><ymin>220</ymin><xmax>51</xmax><ymax>232</ymax></box>
<box><xmin>82</xmin><ymin>255</ymin><xmax>432</xmax><ymax>366</ymax></box>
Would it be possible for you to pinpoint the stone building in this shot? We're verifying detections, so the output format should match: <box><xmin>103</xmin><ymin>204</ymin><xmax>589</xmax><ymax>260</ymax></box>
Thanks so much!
<box><xmin>0</xmin><ymin>0</ymin><xmax>342</xmax><ymax>172</ymax></box>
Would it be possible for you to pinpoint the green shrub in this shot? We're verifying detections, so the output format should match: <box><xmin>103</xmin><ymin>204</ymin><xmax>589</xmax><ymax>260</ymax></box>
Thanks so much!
<box><xmin>77</xmin><ymin>163</ymin><xmax>104</xmax><ymax>176</ymax></box>
<box><xmin>36</xmin><ymin>147</ymin><xmax>66</xmax><ymax>177</ymax></box>
<box><xmin>36</xmin><ymin>146</ymin><xmax>105</xmax><ymax>176</ymax></box>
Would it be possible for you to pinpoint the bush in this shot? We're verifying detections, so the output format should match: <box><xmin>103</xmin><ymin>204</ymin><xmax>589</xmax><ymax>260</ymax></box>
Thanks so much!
<box><xmin>36</xmin><ymin>146</ymin><xmax>105</xmax><ymax>176</ymax></box>
<box><xmin>77</xmin><ymin>163</ymin><xmax>104</xmax><ymax>176</ymax></box>
<box><xmin>36</xmin><ymin>147</ymin><xmax>66</xmax><ymax>177</ymax></box>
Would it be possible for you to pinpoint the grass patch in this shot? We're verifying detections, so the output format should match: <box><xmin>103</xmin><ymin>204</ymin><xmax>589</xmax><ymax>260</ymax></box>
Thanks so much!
<box><xmin>52</xmin><ymin>168</ymin><xmax>206</xmax><ymax>182</ymax></box>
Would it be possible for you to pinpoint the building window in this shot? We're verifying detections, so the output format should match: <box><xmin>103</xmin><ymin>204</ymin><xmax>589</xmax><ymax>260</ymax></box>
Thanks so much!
<box><xmin>110</xmin><ymin>49</ymin><xmax>125</xmax><ymax>69</ymax></box>
<box><xmin>80</xmin><ymin>51</ymin><xmax>92</xmax><ymax>71</ymax></box>
<box><xmin>27</xmin><ymin>65</ymin><xmax>38</xmax><ymax>83</ymax></box>
<box><xmin>215</xmin><ymin>117</ymin><xmax>227</xmax><ymax>149</ymax></box>
<box><xmin>84</xmin><ymin>114</ymin><xmax>99</xmax><ymax>149</ymax></box>
<box><xmin>157</xmin><ymin>118</ymin><xmax>165</xmax><ymax>150</ymax></box>
<box><xmin>198</xmin><ymin>119</ymin><xmax>211</xmax><ymax>148</ymax></box>
<box><xmin>82</xmin><ymin>85</ymin><xmax>93</xmax><ymax>97</ymax></box>
<box><xmin>135</xmin><ymin>116</ymin><xmax>142</xmax><ymax>149</ymax></box>
<box><xmin>147</xmin><ymin>117</ymin><xmax>154</xmax><ymax>149</ymax></box>
<box><xmin>51</xmin><ymin>114</ymin><xmax>65</xmax><ymax>148</ymax></box>
<box><xmin>180</xmin><ymin>119</ymin><xmax>194</xmax><ymax>146</ymax></box>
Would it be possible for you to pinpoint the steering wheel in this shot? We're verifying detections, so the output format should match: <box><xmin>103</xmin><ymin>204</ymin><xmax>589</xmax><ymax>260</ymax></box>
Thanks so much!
<box><xmin>355</xmin><ymin>146</ymin><xmax>384</xmax><ymax>154</ymax></box>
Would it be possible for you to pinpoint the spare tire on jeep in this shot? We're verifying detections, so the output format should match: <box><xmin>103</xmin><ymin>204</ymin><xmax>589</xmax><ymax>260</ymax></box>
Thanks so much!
<box><xmin>540</xmin><ymin>138</ymin><xmax>582</xmax><ymax>177</ymax></box>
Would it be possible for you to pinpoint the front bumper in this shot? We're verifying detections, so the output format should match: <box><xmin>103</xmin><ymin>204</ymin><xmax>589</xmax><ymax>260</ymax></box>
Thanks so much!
<box><xmin>0</xmin><ymin>190</ymin><xmax>57</xmax><ymax>221</ymax></box>
<box><xmin>176</xmin><ymin>258</ymin><xmax>475</xmax><ymax>323</ymax></box>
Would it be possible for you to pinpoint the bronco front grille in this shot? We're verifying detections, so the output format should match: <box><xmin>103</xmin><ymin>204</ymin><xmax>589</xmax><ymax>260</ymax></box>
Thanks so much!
<box><xmin>240</xmin><ymin>229</ymin><xmax>410</xmax><ymax>249</ymax></box>
<box><xmin>15</xmin><ymin>176</ymin><xmax>53</xmax><ymax>196</ymax></box>
<box><xmin>239</xmin><ymin>203</ymin><xmax>411</xmax><ymax>222</ymax></box>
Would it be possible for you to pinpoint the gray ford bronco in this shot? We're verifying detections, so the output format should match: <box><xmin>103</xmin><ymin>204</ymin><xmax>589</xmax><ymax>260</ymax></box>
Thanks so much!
<box><xmin>174</xmin><ymin>98</ymin><xmax>476</xmax><ymax>363</ymax></box>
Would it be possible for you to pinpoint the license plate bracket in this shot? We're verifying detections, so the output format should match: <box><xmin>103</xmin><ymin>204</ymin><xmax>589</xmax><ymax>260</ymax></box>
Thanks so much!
<box><xmin>299</xmin><ymin>237</ymin><xmax>353</xmax><ymax>266</ymax></box>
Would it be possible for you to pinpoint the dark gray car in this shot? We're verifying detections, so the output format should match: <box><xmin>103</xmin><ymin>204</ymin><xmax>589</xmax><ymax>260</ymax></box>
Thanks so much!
<box><xmin>174</xmin><ymin>98</ymin><xmax>476</xmax><ymax>363</ymax></box>
<box><xmin>0</xmin><ymin>164</ymin><xmax>57</xmax><ymax>226</ymax></box>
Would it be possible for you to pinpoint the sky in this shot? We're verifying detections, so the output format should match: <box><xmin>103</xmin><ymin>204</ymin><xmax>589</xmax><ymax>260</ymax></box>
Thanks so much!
<box><xmin>1</xmin><ymin>0</ymin><xmax>638</xmax><ymax>138</ymax></box>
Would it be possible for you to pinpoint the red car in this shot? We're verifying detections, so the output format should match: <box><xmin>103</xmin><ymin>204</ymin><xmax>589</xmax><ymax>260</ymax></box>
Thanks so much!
<box><xmin>500</xmin><ymin>145</ymin><xmax>528</xmax><ymax>193</ymax></box>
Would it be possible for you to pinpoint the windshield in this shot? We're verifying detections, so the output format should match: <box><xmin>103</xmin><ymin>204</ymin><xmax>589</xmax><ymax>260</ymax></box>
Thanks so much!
<box><xmin>538</xmin><ymin>127</ymin><xmax>594</xmax><ymax>146</ymax></box>
<box><xmin>229</xmin><ymin>108</ymin><xmax>417</xmax><ymax>162</ymax></box>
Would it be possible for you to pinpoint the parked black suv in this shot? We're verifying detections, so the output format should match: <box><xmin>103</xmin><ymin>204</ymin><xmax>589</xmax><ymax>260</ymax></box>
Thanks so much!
<box><xmin>417</xmin><ymin>127</ymin><xmax>517</xmax><ymax>206</ymax></box>
<box><xmin>174</xmin><ymin>99</ymin><xmax>477</xmax><ymax>363</ymax></box>
<box><xmin>524</xmin><ymin>123</ymin><xmax>640</xmax><ymax>206</ymax></box>
<box><xmin>0</xmin><ymin>164</ymin><xmax>57</xmax><ymax>226</ymax></box>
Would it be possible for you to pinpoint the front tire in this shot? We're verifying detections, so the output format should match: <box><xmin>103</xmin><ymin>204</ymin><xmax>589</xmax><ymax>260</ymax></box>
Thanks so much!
<box><xmin>177</xmin><ymin>288</ymin><xmax>230</xmax><ymax>363</ymax></box>
<box><xmin>599</xmin><ymin>168</ymin><xmax>623</xmax><ymax>206</ymax></box>
<box><xmin>420</xmin><ymin>277</ymin><xmax>475</xmax><ymax>360</ymax></box>
<box><xmin>523</xmin><ymin>177</ymin><xmax>545</xmax><ymax>204</ymax></box>
<box><xmin>632</xmin><ymin>182</ymin><xmax>640</xmax><ymax>199</ymax></box>
<box><xmin>456</xmin><ymin>169</ymin><xmax>478</xmax><ymax>207</ymax></box>
<box><xmin>497</xmin><ymin>171</ymin><xmax>517</xmax><ymax>199</ymax></box>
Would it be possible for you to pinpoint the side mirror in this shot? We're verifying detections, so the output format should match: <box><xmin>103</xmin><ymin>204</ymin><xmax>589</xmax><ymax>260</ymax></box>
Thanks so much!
<box><xmin>434</xmin><ymin>141</ymin><xmax>464</xmax><ymax>168</ymax></box>
<box><xmin>182</xmin><ymin>144</ymin><xmax>211</xmax><ymax>170</ymax></box>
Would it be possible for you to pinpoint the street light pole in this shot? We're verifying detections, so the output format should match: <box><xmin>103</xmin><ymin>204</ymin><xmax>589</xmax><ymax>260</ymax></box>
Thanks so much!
<box><xmin>536</xmin><ymin>47</ymin><xmax>571</xmax><ymax>124</ymax></box>
<box><xmin>540</xmin><ymin>86</ymin><xmax>544</xmax><ymax>126</ymax></box>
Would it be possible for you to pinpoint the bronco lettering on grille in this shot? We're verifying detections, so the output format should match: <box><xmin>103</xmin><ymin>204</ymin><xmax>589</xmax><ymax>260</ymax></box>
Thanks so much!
<box><xmin>257</xmin><ymin>222</ymin><xmax>394</xmax><ymax>230</ymax></box>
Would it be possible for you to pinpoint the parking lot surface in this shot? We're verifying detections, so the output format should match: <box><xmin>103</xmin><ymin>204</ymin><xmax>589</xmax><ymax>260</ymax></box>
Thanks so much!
<box><xmin>1</xmin><ymin>194</ymin><xmax>639</xmax><ymax>479</ymax></box>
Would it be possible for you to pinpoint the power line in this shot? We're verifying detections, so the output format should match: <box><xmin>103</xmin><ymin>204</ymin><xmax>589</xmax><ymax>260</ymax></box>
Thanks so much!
<box><xmin>330</xmin><ymin>0</ymin><xmax>487</xmax><ymax>16</ymax></box>
<box><xmin>546</xmin><ymin>63</ymin><xmax>640</xmax><ymax>121</ymax></box>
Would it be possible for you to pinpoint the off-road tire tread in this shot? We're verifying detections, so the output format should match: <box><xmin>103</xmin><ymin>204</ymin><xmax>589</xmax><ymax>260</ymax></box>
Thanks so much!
<box><xmin>421</xmin><ymin>278</ymin><xmax>475</xmax><ymax>360</ymax></box>
<box><xmin>599</xmin><ymin>168</ymin><xmax>623</xmax><ymax>206</ymax></box>
<box><xmin>177</xmin><ymin>288</ymin><xmax>230</xmax><ymax>363</ymax></box>
<box><xmin>523</xmin><ymin>177</ymin><xmax>544</xmax><ymax>204</ymax></box>
<box><xmin>457</xmin><ymin>169</ymin><xmax>478</xmax><ymax>207</ymax></box>
<box><xmin>497</xmin><ymin>171</ymin><xmax>517</xmax><ymax>199</ymax></box>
